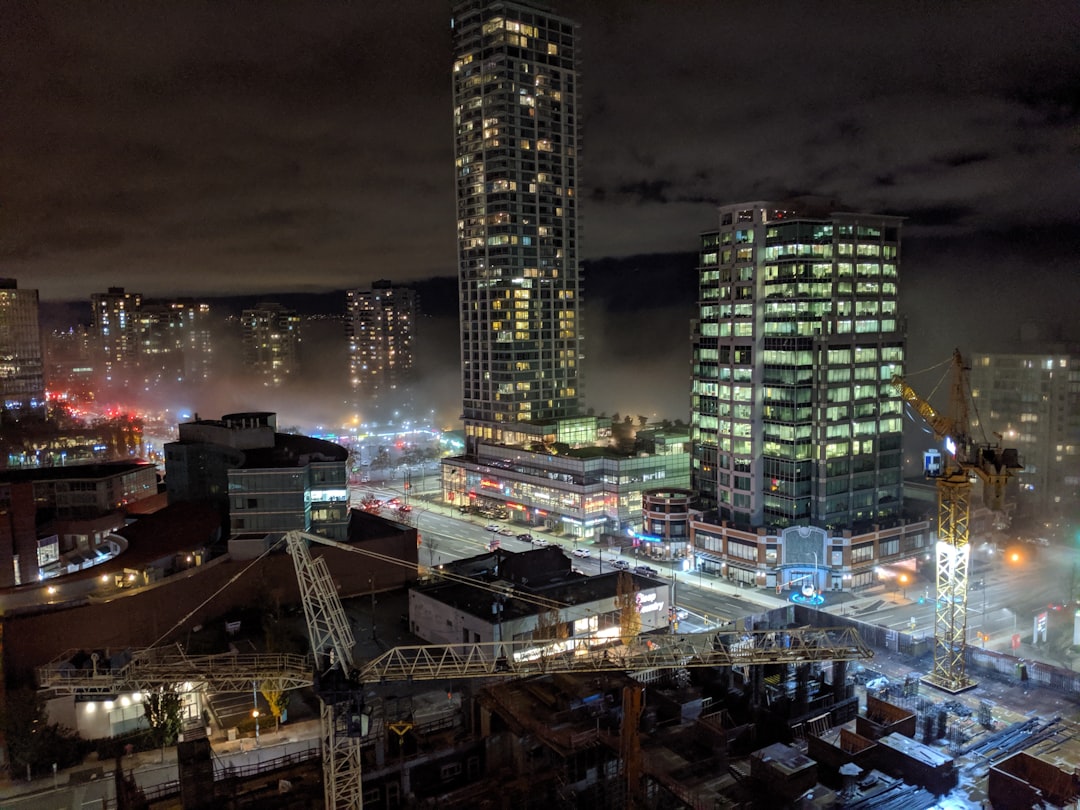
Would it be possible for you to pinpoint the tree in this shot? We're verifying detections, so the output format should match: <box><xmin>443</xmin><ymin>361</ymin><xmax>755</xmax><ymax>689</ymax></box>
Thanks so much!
<box><xmin>616</xmin><ymin>572</ymin><xmax>641</xmax><ymax>645</ymax></box>
<box><xmin>1</xmin><ymin>687</ymin><xmax>84</xmax><ymax>778</ymax></box>
<box><xmin>143</xmin><ymin>687</ymin><xmax>183</xmax><ymax>748</ymax></box>
<box><xmin>260</xmin><ymin>683</ymin><xmax>290</xmax><ymax>731</ymax></box>
<box><xmin>533</xmin><ymin>606</ymin><xmax>567</xmax><ymax>642</ymax></box>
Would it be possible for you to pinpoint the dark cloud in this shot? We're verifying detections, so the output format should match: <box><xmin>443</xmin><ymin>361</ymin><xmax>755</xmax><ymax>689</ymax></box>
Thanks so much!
<box><xmin>0</xmin><ymin>0</ymin><xmax>1076</xmax><ymax>305</ymax></box>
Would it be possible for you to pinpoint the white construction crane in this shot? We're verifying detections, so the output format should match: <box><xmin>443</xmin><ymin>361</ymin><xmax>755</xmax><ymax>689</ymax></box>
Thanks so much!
<box><xmin>38</xmin><ymin>529</ymin><xmax>875</xmax><ymax>809</ymax></box>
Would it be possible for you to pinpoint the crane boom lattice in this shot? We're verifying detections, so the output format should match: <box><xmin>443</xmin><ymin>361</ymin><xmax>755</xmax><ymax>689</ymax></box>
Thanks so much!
<box><xmin>892</xmin><ymin>350</ymin><xmax>1020</xmax><ymax>693</ymax></box>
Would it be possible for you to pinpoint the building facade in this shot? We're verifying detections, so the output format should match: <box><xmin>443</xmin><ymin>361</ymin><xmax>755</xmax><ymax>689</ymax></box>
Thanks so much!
<box><xmin>689</xmin><ymin>199</ymin><xmax>927</xmax><ymax>592</ymax></box>
<box><xmin>0</xmin><ymin>461</ymin><xmax>158</xmax><ymax>587</ymax></box>
<box><xmin>0</xmin><ymin>279</ymin><xmax>46</xmax><ymax>420</ymax></box>
<box><xmin>409</xmin><ymin>546</ymin><xmax>670</xmax><ymax>652</ymax></box>
<box><xmin>346</xmin><ymin>280</ymin><xmax>417</xmax><ymax>410</ymax></box>
<box><xmin>452</xmin><ymin>0</ymin><xmax>583</xmax><ymax>445</ymax></box>
<box><xmin>441</xmin><ymin>425</ymin><xmax>690</xmax><ymax>539</ymax></box>
<box><xmin>241</xmin><ymin>303</ymin><xmax>301</xmax><ymax>387</ymax></box>
<box><xmin>969</xmin><ymin>350</ymin><xmax>1080</xmax><ymax>523</ymax></box>
<box><xmin>165</xmin><ymin>411</ymin><xmax>350</xmax><ymax>540</ymax></box>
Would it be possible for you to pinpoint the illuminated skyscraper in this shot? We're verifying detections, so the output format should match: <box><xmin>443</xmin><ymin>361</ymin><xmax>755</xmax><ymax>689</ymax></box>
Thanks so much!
<box><xmin>0</xmin><ymin>279</ymin><xmax>46</xmax><ymax>420</ymax></box>
<box><xmin>241</xmin><ymin>303</ymin><xmax>301</xmax><ymax>387</ymax></box>
<box><xmin>451</xmin><ymin>0</ymin><xmax>582</xmax><ymax>448</ymax></box>
<box><xmin>692</xmin><ymin>198</ymin><xmax>906</xmax><ymax>531</ymax></box>
<box><xmin>346</xmin><ymin>280</ymin><xmax>416</xmax><ymax>411</ymax></box>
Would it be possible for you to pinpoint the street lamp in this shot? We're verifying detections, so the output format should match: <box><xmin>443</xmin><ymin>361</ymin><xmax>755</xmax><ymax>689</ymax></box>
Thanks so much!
<box><xmin>899</xmin><ymin>573</ymin><xmax>909</xmax><ymax>599</ymax></box>
<box><xmin>252</xmin><ymin>680</ymin><xmax>260</xmax><ymax>745</ymax></box>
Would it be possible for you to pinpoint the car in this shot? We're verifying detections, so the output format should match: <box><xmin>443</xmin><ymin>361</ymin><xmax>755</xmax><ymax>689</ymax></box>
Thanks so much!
<box><xmin>634</xmin><ymin>565</ymin><xmax>660</xmax><ymax>577</ymax></box>
<box><xmin>516</xmin><ymin>533</ymin><xmax>533</xmax><ymax>542</ymax></box>
<box><xmin>498</xmin><ymin>528</ymin><xmax>514</xmax><ymax>536</ymax></box>
<box><xmin>485</xmin><ymin>524</ymin><xmax>500</xmax><ymax>532</ymax></box>
<box><xmin>675</xmin><ymin>608</ymin><xmax>689</xmax><ymax>621</ymax></box>
<box><xmin>571</xmin><ymin>548</ymin><xmax>591</xmax><ymax>558</ymax></box>
<box><xmin>531</xmin><ymin>537</ymin><xmax>548</xmax><ymax>546</ymax></box>
<box><xmin>611</xmin><ymin>560</ymin><xmax>630</xmax><ymax>571</ymax></box>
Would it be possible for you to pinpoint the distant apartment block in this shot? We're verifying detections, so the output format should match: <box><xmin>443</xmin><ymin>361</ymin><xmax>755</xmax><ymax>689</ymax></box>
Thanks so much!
<box><xmin>91</xmin><ymin>286</ymin><xmax>142</xmax><ymax>382</ymax></box>
<box><xmin>0</xmin><ymin>279</ymin><xmax>46</xmax><ymax>420</ymax></box>
<box><xmin>241</xmin><ymin>303</ymin><xmax>301</xmax><ymax>387</ymax></box>
<box><xmin>970</xmin><ymin>350</ymin><xmax>1080</xmax><ymax>520</ymax></box>
<box><xmin>135</xmin><ymin>299</ymin><xmax>213</xmax><ymax>387</ymax></box>
<box><xmin>346</xmin><ymin>280</ymin><xmax>417</xmax><ymax>410</ymax></box>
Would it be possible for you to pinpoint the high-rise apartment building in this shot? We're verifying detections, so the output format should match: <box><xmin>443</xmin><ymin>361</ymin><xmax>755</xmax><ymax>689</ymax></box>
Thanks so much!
<box><xmin>689</xmin><ymin>199</ymin><xmax>927</xmax><ymax>592</ymax></box>
<box><xmin>136</xmin><ymin>299</ymin><xmax>213</xmax><ymax>387</ymax></box>
<box><xmin>241</xmin><ymin>303</ymin><xmax>301</xmax><ymax>387</ymax></box>
<box><xmin>970</xmin><ymin>349</ymin><xmax>1080</xmax><ymax>522</ymax></box>
<box><xmin>451</xmin><ymin>0</ymin><xmax>583</xmax><ymax>446</ymax></box>
<box><xmin>91</xmin><ymin>286</ymin><xmax>142</xmax><ymax>383</ymax></box>
<box><xmin>346</xmin><ymin>280</ymin><xmax>416</xmax><ymax>411</ymax></box>
<box><xmin>0</xmin><ymin>279</ymin><xmax>46</xmax><ymax>420</ymax></box>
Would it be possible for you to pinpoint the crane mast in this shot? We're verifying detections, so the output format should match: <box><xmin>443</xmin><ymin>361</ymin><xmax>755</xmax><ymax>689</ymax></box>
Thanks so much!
<box><xmin>892</xmin><ymin>349</ymin><xmax>1020</xmax><ymax>693</ymax></box>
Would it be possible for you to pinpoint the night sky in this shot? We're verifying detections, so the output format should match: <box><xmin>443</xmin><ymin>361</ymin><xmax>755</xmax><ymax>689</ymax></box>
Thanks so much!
<box><xmin>4</xmin><ymin>1</ymin><xmax>1079</xmax><ymax>341</ymax></box>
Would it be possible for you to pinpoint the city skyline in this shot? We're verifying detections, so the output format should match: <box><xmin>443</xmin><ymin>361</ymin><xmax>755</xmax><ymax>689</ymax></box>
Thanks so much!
<box><xmin>4</xmin><ymin>1</ymin><xmax>1078</xmax><ymax>332</ymax></box>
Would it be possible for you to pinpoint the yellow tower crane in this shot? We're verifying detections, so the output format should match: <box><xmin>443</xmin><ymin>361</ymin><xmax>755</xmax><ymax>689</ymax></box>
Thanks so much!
<box><xmin>892</xmin><ymin>349</ymin><xmax>1022</xmax><ymax>693</ymax></box>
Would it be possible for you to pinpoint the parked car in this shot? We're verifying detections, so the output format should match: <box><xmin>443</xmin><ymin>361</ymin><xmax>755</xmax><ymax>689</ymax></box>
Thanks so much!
<box><xmin>611</xmin><ymin>560</ymin><xmax>630</xmax><ymax>571</ymax></box>
<box><xmin>571</xmin><ymin>548</ymin><xmax>591</xmax><ymax>558</ymax></box>
<box><xmin>634</xmin><ymin>565</ymin><xmax>660</xmax><ymax>577</ymax></box>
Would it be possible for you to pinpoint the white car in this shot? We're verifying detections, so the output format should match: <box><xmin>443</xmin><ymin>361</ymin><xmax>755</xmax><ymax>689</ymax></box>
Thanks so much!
<box><xmin>485</xmin><ymin>524</ymin><xmax>500</xmax><ymax>532</ymax></box>
<box><xmin>571</xmin><ymin>548</ymin><xmax>591</xmax><ymax>558</ymax></box>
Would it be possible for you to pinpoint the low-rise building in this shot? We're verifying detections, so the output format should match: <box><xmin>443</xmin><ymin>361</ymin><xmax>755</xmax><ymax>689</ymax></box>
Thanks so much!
<box><xmin>409</xmin><ymin>545</ymin><xmax>670</xmax><ymax>653</ymax></box>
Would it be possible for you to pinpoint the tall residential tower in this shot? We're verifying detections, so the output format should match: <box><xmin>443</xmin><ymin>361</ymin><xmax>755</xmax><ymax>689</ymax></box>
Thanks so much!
<box><xmin>451</xmin><ymin>0</ymin><xmax>583</xmax><ymax>448</ymax></box>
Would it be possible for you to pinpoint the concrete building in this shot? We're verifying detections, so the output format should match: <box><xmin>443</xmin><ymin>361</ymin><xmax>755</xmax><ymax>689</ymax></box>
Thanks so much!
<box><xmin>164</xmin><ymin>411</ymin><xmax>349</xmax><ymax>540</ymax></box>
<box><xmin>240</xmin><ymin>302</ymin><xmax>301</xmax><ymax>387</ymax></box>
<box><xmin>0</xmin><ymin>278</ymin><xmax>46</xmax><ymax>420</ymax></box>
<box><xmin>409</xmin><ymin>545</ymin><xmax>670</xmax><ymax>650</ymax></box>
<box><xmin>346</xmin><ymin>280</ymin><xmax>416</xmax><ymax>412</ymax></box>
<box><xmin>969</xmin><ymin>349</ymin><xmax>1080</xmax><ymax>523</ymax></box>
<box><xmin>0</xmin><ymin>460</ymin><xmax>158</xmax><ymax>586</ymax></box>
<box><xmin>689</xmin><ymin>198</ymin><xmax>929</xmax><ymax>592</ymax></box>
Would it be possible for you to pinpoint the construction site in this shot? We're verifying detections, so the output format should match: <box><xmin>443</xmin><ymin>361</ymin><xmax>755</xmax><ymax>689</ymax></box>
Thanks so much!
<box><xmin>27</xmin><ymin>523</ymin><xmax>1080</xmax><ymax>810</ymax></box>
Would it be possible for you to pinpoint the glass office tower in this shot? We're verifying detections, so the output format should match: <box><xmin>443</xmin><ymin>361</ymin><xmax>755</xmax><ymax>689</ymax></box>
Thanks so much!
<box><xmin>692</xmin><ymin>198</ymin><xmax>906</xmax><ymax>533</ymax></box>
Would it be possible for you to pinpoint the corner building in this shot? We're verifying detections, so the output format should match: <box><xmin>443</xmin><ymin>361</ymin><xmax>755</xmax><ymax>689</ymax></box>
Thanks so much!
<box><xmin>452</xmin><ymin>0</ymin><xmax>583</xmax><ymax>448</ymax></box>
<box><xmin>690</xmin><ymin>199</ymin><xmax>928</xmax><ymax>592</ymax></box>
